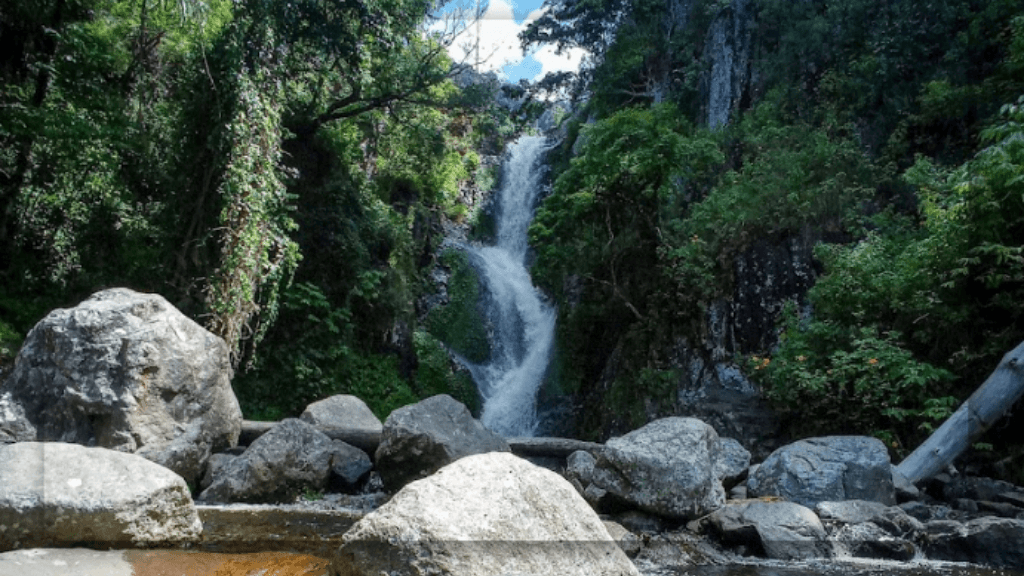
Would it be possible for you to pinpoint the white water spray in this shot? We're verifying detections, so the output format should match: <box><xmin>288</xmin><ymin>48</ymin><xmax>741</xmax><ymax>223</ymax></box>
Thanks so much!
<box><xmin>466</xmin><ymin>135</ymin><xmax>555</xmax><ymax>437</ymax></box>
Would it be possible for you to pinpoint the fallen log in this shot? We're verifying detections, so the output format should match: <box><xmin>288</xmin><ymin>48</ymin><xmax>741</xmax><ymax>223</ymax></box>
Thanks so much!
<box><xmin>238</xmin><ymin>420</ymin><xmax>604</xmax><ymax>460</ymax></box>
<box><xmin>239</xmin><ymin>420</ymin><xmax>381</xmax><ymax>454</ymax></box>
<box><xmin>506</xmin><ymin>436</ymin><xmax>605</xmax><ymax>459</ymax></box>
<box><xmin>896</xmin><ymin>340</ymin><xmax>1024</xmax><ymax>484</ymax></box>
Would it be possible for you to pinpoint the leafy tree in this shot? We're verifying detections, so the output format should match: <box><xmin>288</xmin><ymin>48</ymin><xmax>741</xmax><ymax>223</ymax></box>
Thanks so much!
<box><xmin>755</xmin><ymin>95</ymin><xmax>1024</xmax><ymax>451</ymax></box>
<box><xmin>531</xmin><ymin>104</ymin><xmax>722</xmax><ymax>312</ymax></box>
<box><xmin>0</xmin><ymin>0</ymin><xmax>229</xmax><ymax>308</ymax></box>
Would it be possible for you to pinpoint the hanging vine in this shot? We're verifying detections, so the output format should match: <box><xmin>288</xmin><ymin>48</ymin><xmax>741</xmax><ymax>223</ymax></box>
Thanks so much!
<box><xmin>203</xmin><ymin>50</ymin><xmax>300</xmax><ymax>368</ymax></box>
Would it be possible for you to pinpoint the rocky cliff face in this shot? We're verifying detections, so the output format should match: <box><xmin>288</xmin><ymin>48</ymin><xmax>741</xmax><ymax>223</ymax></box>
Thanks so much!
<box><xmin>581</xmin><ymin>232</ymin><xmax>819</xmax><ymax>460</ymax></box>
<box><xmin>703</xmin><ymin>0</ymin><xmax>755</xmax><ymax>129</ymax></box>
<box><xmin>676</xmin><ymin>233</ymin><xmax>819</xmax><ymax>459</ymax></box>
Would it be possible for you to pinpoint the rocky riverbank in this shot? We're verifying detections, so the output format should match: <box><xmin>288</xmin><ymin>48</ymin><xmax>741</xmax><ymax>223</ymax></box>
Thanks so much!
<box><xmin>3</xmin><ymin>288</ymin><xmax>1024</xmax><ymax>575</ymax></box>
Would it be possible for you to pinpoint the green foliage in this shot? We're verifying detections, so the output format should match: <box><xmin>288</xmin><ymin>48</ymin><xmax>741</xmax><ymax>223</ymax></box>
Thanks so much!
<box><xmin>530</xmin><ymin>104</ymin><xmax>723</xmax><ymax>304</ymax></box>
<box><xmin>809</xmin><ymin>96</ymin><xmax>1024</xmax><ymax>376</ymax></box>
<box><xmin>371</xmin><ymin>96</ymin><xmax>476</xmax><ymax>210</ymax></box>
<box><xmin>659</xmin><ymin>102</ymin><xmax>880</xmax><ymax>314</ymax></box>
<box><xmin>0</xmin><ymin>0</ymin><xmax>510</xmax><ymax>430</ymax></box>
<box><xmin>426</xmin><ymin>249</ymin><xmax>491</xmax><ymax>364</ymax></box>
<box><xmin>300</xmin><ymin>487</ymin><xmax>324</xmax><ymax>502</ymax></box>
<box><xmin>0</xmin><ymin>0</ymin><xmax>190</xmax><ymax>292</ymax></box>
<box><xmin>468</xmin><ymin>204</ymin><xmax>497</xmax><ymax>244</ymax></box>
<box><xmin>685</xmin><ymin>107</ymin><xmax>879</xmax><ymax>249</ymax></box>
<box><xmin>0</xmin><ymin>318</ymin><xmax>22</xmax><ymax>370</ymax></box>
<box><xmin>413</xmin><ymin>331</ymin><xmax>481</xmax><ymax>414</ymax></box>
<box><xmin>606</xmin><ymin>367</ymin><xmax>680</xmax><ymax>430</ymax></box>
<box><xmin>753</xmin><ymin>303</ymin><xmax>956</xmax><ymax>450</ymax></box>
<box><xmin>204</xmin><ymin>68</ymin><xmax>301</xmax><ymax>367</ymax></box>
<box><xmin>528</xmin><ymin>105</ymin><xmax>718</xmax><ymax>410</ymax></box>
<box><xmin>755</xmin><ymin>96</ymin><xmax>1024</xmax><ymax>450</ymax></box>
<box><xmin>234</xmin><ymin>282</ymin><xmax>419</xmax><ymax>420</ymax></box>
<box><xmin>342</xmin><ymin>353</ymin><xmax>419</xmax><ymax>421</ymax></box>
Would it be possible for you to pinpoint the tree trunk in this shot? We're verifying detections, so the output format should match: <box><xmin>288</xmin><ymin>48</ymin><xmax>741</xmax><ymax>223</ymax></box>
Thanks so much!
<box><xmin>896</xmin><ymin>340</ymin><xmax>1024</xmax><ymax>484</ymax></box>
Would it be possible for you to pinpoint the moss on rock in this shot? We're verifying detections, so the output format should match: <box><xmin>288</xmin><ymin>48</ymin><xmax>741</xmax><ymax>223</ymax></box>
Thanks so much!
<box><xmin>426</xmin><ymin>249</ymin><xmax>491</xmax><ymax>364</ymax></box>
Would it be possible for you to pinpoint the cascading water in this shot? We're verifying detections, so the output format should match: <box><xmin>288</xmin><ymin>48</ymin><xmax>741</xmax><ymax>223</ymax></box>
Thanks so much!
<box><xmin>463</xmin><ymin>135</ymin><xmax>555</xmax><ymax>437</ymax></box>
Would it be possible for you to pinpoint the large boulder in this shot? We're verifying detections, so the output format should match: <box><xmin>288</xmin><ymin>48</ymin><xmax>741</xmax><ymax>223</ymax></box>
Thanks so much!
<box><xmin>830</xmin><ymin>521</ymin><xmax>916</xmax><ymax>561</ymax></box>
<box><xmin>0</xmin><ymin>442</ymin><xmax>202</xmax><ymax>550</ymax></box>
<box><xmin>714</xmin><ymin>437</ymin><xmax>751</xmax><ymax>489</ymax></box>
<box><xmin>199</xmin><ymin>453</ymin><xmax>239</xmax><ymax>492</ymax></box>
<box><xmin>815</xmin><ymin>500</ymin><xmax>922</xmax><ymax>537</ymax></box>
<box><xmin>333</xmin><ymin>452</ymin><xmax>640</xmax><ymax>576</ymax></box>
<box><xmin>0</xmin><ymin>288</ymin><xmax>241</xmax><ymax>485</ymax></box>
<box><xmin>815</xmin><ymin>500</ymin><xmax>921</xmax><ymax>562</ymax></box>
<box><xmin>590</xmin><ymin>417</ymin><xmax>725</xmax><ymax>520</ymax></box>
<box><xmin>706</xmin><ymin>500</ymin><xmax>832</xmax><ymax>561</ymax></box>
<box><xmin>921</xmin><ymin>517</ymin><xmax>1024</xmax><ymax>569</ymax></box>
<box><xmin>329</xmin><ymin>441</ymin><xmax>373</xmax><ymax>493</ymax></box>
<box><xmin>747</xmin><ymin>436</ymin><xmax>895</xmax><ymax>508</ymax></box>
<box><xmin>565</xmin><ymin>449</ymin><xmax>597</xmax><ymax>492</ymax></box>
<box><xmin>198</xmin><ymin>418</ymin><xmax>367</xmax><ymax>503</ymax></box>
<box><xmin>374</xmin><ymin>394</ymin><xmax>509</xmax><ymax>491</ymax></box>
<box><xmin>301</xmin><ymin>395</ymin><xmax>383</xmax><ymax>434</ymax></box>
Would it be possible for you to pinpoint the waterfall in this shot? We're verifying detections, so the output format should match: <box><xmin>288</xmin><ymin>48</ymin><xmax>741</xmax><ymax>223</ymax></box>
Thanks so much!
<box><xmin>464</xmin><ymin>135</ymin><xmax>555</xmax><ymax>437</ymax></box>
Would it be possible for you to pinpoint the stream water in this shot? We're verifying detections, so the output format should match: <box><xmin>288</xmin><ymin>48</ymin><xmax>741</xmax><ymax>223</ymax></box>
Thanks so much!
<box><xmin>462</xmin><ymin>135</ymin><xmax>556</xmax><ymax>437</ymax></box>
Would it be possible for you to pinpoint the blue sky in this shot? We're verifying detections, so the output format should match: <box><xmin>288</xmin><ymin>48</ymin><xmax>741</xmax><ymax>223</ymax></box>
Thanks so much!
<box><xmin>434</xmin><ymin>0</ymin><xmax>586</xmax><ymax>83</ymax></box>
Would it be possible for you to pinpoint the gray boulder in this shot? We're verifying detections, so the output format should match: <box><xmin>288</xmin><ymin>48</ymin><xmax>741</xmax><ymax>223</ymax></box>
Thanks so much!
<box><xmin>816</xmin><ymin>499</ymin><xmax>890</xmax><ymax>525</ymax></box>
<box><xmin>329</xmin><ymin>439</ymin><xmax>373</xmax><ymax>492</ymax></box>
<box><xmin>816</xmin><ymin>500</ymin><xmax>921</xmax><ymax>561</ymax></box>
<box><xmin>198</xmin><ymin>418</ymin><xmax>349</xmax><ymax>503</ymax></box>
<box><xmin>922</xmin><ymin>517</ymin><xmax>1024</xmax><ymax>569</ymax></box>
<box><xmin>747</xmin><ymin>436</ymin><xmax>895</xmax><ymax>508</ymax></box>
<box><xmin>565</xmin><ymin>449</ymin><xmax>597</xmax><ymax>488</ymax></box>
<box><xmin>0</xmin><ymin>288</ymin><xmax>241</xmax><ymax>485</ymax></box>
<box><xmin>816</xmin><ymin>500</ymin><xmax>922</xmax><ymax>537</ymax></box>
<box><xmin>943</xmin><ymin>475</ymin><xmax>1022</xmax><ymax>503</ymax></box>
<box><xmin>715</xmin><ymin>437</ymin><xmax>751</xmax><ymax>489</ymax></box>
<box><xmin>374</xmin><ymin>394</ymin><xmax>510</xmax><ymax>491</ymax></box>
<box><xmin>333</xmin><ymin>452</ymin><xmax>640</xmax><ymax>576</ymax></box>
<box><xmin>584</xmin><ymin>483</ymin><xmax>612</xmax><ymax>511</ymax></box>
<box><xmin>199</xmin><ymin>452</ymin><xmax>239</xmax><ymax>492</ymax></box>
<box><xmin>0</xmin><ymin>442</ymin><xmax>202</xmax><ymax>550</ymax></box>
<box><xmin>707</xmin><ymin>500</ymin><xmax>833</xmax><ymax>560</ymax></box>
<box><xmin>0</xmin><ymin>392</ymin><xmax>34</xmax><ymax>444</ymax></box>
<box><xmin>831</xmin><ymin>521</ymin><xmax>916</xmax><ymax>561</ymax></box>
<box><xmin>300</xmin><ymin>394</ymin><xmax>383</xmax><ymax>433</ymax></box>
<box><xmin>591</xmin><ymin>417</ymin><xmax>725</xmax><ymax>520</ymax></box>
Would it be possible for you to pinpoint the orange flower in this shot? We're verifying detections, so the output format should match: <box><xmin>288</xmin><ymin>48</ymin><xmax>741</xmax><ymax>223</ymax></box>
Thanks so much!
<box><xmin>868</xmin><ymin>358</ymin><xmax>879</xmax><ymax>365</ymax></box>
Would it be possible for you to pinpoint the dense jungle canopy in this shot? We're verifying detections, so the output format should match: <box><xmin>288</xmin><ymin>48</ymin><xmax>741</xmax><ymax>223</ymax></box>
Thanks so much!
<box><xmin>2</xmin><ymin>0</ymin><xmax>1024</xmax><ymax>478</ymax></box>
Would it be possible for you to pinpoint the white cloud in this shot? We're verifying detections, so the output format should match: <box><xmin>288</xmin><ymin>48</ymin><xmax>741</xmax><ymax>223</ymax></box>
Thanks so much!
<box><xmin>436</xmin><ymin>0</ymin><xmax>587</xmax><ymax>81</ymax></box>
<box><xmin>443</xmin><ymin>0</ymin><xmax>524</xmax><ymax>76</ymax></box>
<box><xmin>532</xmin><ymin>44</ymin><xmax>587</xmax><ymax>75</ymax></box>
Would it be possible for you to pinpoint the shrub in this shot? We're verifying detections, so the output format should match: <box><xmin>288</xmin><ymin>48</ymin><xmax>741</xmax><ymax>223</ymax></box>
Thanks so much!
<box><xmin>752</xmin><ymin>302</ymin><xmax>956</xmax><ymax>452</ymax></box>
<box><xmin>413</xmin><ymin>331</ymin><xmax>481</xmax><ymax>415</ymax></box>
